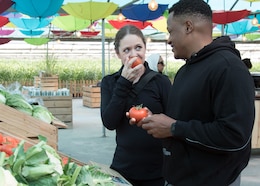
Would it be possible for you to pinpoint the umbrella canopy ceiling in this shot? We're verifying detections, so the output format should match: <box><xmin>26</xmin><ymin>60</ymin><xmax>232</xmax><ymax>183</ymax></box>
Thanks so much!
<box><xmin>122</xmin><ymin>4</ymin><xmax>168</xmax><ymax>22</ymax></box>
<box><xmin>52</xmin><ymin>15</ymin><xmax>91</xmax><ymax>31</ymax></box>
<box><xmin>1</xmin><ymin>0</ymin><xmax>260</xmax><ymax>41</ymax></box>
<box><xmin>12</xmin><ymin>0</ymin><xmax>64</xmax><ymax>18</ymax></box>
<box><xmin>62</xmin><ymin>1</ymin><xmax>118</xmax><ymax>21</ymax></box>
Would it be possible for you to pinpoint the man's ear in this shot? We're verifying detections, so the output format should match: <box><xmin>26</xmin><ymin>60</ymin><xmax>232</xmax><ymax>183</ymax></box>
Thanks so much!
<box><xmin>185</xmin><ymin>20</ymin><xmax>193</xmax><ymax>33</ymax></box>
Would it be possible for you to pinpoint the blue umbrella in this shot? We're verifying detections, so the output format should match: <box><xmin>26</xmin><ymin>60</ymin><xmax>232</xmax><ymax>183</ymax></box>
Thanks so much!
<box><xmin>12</xmin><ymin>0</ymin><xmax>64</xmax><ymax>18</ymax></box>
<box><xmin>20</xmin><ymin>29</ymin><xmax>45</xmax><ymax>36</ymax></box>
<box><xmin>9</xmin><ymin>17</ymin><xmax>52</xmax><ymax>30</ymax></box>
<box><xmin>122</xmin><ymin>4</ymin><xmax>168</xmax><ymax>22</ymax></box>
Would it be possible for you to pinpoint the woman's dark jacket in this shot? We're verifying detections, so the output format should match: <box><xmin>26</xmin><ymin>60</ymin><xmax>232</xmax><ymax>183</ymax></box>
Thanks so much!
<box><xmin>163</xmin><ymin>36</ymin><xmax>255</xmax><ymax>186</ymax></box>
<box><xmin>101</xmin><ymin>62</ymin><xmax>171</xmax><ymax>180</ymax></box>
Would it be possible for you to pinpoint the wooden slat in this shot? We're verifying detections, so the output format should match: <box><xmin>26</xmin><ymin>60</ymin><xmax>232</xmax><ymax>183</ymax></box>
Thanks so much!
<box><xmin>0</xmin><ymin>104</ymin><xmax>57</xmax><ymax>149</ymax></box>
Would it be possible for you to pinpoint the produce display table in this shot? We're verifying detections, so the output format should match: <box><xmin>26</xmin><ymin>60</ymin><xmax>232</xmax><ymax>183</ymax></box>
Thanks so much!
<box><xmin>0</xmin><ymin>103</ymin><xmax>58</xmax><ymax>150</ymax></box>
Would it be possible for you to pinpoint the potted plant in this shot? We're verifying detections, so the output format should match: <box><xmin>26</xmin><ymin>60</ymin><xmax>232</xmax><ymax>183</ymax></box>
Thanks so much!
<box><xmin>34</xmin><ymin>53</ymin><xmax>59</xmax><ymax>91</ymax></box>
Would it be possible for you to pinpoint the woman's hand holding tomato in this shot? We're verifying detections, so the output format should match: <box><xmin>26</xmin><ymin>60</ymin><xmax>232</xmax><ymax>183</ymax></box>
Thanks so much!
<box><xmin>121</xmin><ymin>56</ymin><xmax>144</xmax><ymax>83</ymax></box>
<box><xmin>131</xmin><ymin>57</ymin><xmax>142</xmax><ymax>68</ymax></box>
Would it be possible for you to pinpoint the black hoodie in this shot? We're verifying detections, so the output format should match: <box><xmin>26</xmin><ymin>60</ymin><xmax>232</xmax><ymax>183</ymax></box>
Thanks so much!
<box><xmin>163</xmin><ymin>36</ymin><xmax>255</xmax><ymax>186</ymax></box>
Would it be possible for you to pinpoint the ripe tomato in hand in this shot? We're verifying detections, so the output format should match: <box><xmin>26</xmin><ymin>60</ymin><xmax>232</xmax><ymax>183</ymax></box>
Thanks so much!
<box><xmin>131</xmin><ymin>57</ymin><xmax>142</xmax><ymax>68</ymax></box>
<box><xmin>129</xmin><ymin>104</ymin><xmax>148</xmax><ymax>122</ymax></box>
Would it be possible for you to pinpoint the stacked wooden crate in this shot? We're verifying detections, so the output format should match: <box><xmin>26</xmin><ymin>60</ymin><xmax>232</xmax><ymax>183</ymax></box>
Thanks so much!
<box><xmin>40</xmin><ymin>76</ymin><xmax>59</xmax><ymax>91</ymax></box>
<box><xmin>39</xmin><ymin>96</ymin><xmax>73</xmax><ymax>128</ymax></box>
<box><xmin>0</xmin><ymin>103</ymin><xmax>58</xmax><ymax>150</ymax></box>
<box><xmin>83</xmin><ymin>86</ymin><xmax>101</xmax><ymax>108</ymax></box>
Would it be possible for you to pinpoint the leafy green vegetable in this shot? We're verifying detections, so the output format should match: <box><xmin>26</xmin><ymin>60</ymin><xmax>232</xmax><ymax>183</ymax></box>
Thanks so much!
<box><xmin>0</xmin><ymin>166</ymin><xmax>18</xmax><ymax>186</ymax></box>
<box><xmin>0</xmin><ymin>91</ymin><xmax>6</xmax><ymax>104</ymax></box>
<box><xmin>32</xmin><ymin>105</ymin><xmax>54</xmax><ymax>124</ymax></box>
<box><xmin>5</xmin><ymin>93</ymin><xmax>33</xmax><ymax>116</ymax></box>
<box><xmin>6</xmin><ymin>140</ymin><xmax>63</xmax><ymax>186</ymax></box>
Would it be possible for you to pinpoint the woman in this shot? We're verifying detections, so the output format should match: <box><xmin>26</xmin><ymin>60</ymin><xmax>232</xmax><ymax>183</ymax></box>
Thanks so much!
<box><xmin>146</xmin><ymin>53</ymin><xmax>165</xmax><ymax>74</ymax></box>
<box><xmin>100</xmin><ymin>25</ymin><xmax>171</xmax><ymax>186</ymax></box>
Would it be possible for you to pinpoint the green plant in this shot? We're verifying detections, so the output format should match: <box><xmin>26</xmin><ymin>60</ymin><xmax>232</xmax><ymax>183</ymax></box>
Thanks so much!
<box><xmin>43</xmin><ymin>54</ymin><xmax>58</xmax><ymax>77</ymax></box>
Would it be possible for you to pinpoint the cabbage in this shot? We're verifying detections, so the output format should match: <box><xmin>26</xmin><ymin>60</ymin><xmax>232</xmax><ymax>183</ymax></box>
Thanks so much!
<box><xmin>0</xmin><ymin>90</ymin><xmax>7</xmax><ymax>104</ymax></box>
<box><xmin>0</xmin><ymin>167</ymin><xmax>18</xmax><ymax>186</ymax></box>
<box><xmin>0</xmin><ymin>93</ymin><xmax>6</xmax><ymax>104</ymax></box>
<box><xmin>5</xmin><ymin>94</ymin><xmax>33</xmax><ymax>116</ymax></box>
<box><xmin>32</xmin><ymin>105</ymin><xmax>53</xmax><ymax>124</ymax></box>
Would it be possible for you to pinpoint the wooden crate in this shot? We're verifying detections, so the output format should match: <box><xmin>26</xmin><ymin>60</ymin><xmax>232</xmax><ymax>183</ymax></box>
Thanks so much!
<box><xmin>252</xmin><ymin>99</ymin><xmax>260</xmax><ymax>148</ymax></box>
<box><xmin>34</xmin><ymin>76</ymin><xmax>41</xmax><ymax>88</ymax></box>
<box><xmin>83</xmin><ymin>86</ymin><xmax>100</xmax><ymax>108</ymax></box>
<box><xmin>39</xmin><ymin>96</ymin><xmax>73</xmax><ymax>127</ymax></box>
<box><xmin>40</xmin><ymin>75</ymin><xmax>59</xmax><ymax>91</ymax></box>
<box><xmin>0</xmin><ymin>103</ymin><xmax>58</xmax><ymax>150</ymax></box>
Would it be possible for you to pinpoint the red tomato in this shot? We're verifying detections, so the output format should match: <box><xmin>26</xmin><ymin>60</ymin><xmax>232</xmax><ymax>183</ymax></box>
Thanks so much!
<box><xmin>0</xmin><ymin>133</ymin><xmax>3</xmax><ymax>144</ymax></box>
<box><xmin>129</xmin><ymin>104</ymin><xmax>148</xmax><ymax>122</ymax></box>
<box><xmin>131</xmin><ymin>57</ymin><xmax>142</xmax><ymax>68</ymax></box>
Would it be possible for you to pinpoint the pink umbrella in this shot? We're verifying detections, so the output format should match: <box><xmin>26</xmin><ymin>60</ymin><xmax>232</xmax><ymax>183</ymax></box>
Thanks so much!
<box><xmin>108</xmin><ymin>19</ymin><xmax>152</xmax><ymax>30</ymax></box>
<box><xmin>0</xmin><ymin>29</ymin><xmax>14</xmax><ymax>36</ymax></box>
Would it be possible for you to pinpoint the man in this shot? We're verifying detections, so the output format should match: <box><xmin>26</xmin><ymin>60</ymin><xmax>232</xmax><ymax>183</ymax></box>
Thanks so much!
<box><xmin>138</xmin><ymin>0</ymin><xmax>255</xmax><ymax>185</ymax></box>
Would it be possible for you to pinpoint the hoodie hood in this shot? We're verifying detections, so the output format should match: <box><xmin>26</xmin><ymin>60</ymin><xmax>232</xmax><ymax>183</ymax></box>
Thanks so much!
<box><xmin>146</xmin><ymin>53</ymin><xmax>160</xmax><ymax>72</ymax></box>
<box><xmin>186</xmin><ymin>36</ymin><xmax>241</xmax><ymax>64</ymax></box>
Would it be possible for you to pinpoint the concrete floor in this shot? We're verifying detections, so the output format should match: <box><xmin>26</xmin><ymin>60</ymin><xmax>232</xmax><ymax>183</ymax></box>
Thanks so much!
<box><xmin>58</xmin><ymin>98</ymin><xmax>260</xmax><ymax>186</ymax></box>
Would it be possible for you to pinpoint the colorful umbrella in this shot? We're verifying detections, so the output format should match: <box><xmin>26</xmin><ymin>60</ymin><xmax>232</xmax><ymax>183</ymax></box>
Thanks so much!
<box><xmin>20</xmin><ymin>29</ymin><xmax>45</xmax><ymax>36</ymax></box>
<box><xmin>51</xmin><ymin>30</ymin><xmax>74</xmax><ymax>37</ymax></box>
<box><xmin>244</xmin><ymin>0</ymin><xmax>260</xmax><ymax>6</ymax></box>
<box><xmin>9</xmin><ymin>17</ymin><xmax>52</xmax><ymax>30</ymax></box>
<box><xmin>1</xmin><ymin>12</ymin><xmax>22</xmax><ymax>19</ymax></box>
<box><xmin>245</xmin><ymin>32</ymin><xmax>260</xmax><ymax>40</ymax></box>
<box><xmin>108</xmin><ymin>19</ymin><xmax>152</xmax><ymax>30</ymax></box>
<box><xmin>80</xmin><ymin>31</ymin><xmax>100</xmax><ymax>37</ymax></box>
<box><xmin>217</xmin><ymin>19</ymin><xmax>259</xmax><ymax>35</ymax></box>
<box><xmin>122</xmin><ymin>4</ymin><xmax>168</xmax><ymax>22</ymax></box>
<box><xmin>12</xmin><ymin>0</ymin><xmax>64</xmax><ymax>18</ymax></box>
<box><xmin>149</xmin><ymin>16</ymin><xmax>167</xmax><ymax>33</ymax></box>
<box><xmin>52</xmin><ymin>15</ymin><xmax>91</xmax><ymax>31</ymax></box>
<box><xmin>0</xmin><ymin>29</ymin><xmax>14</xmax><ymax>35</ymax></box>
<box><xmin>212</xmin><ymin>9</ymin><xmax>251</xmax><ymax>24</ymax></box>
<box><xmin>0</xmin><ymin>16</ymin><xmax>9</xmax><ymax>27</ymax></box>
<box><xmin>24</xmin><ymin>38</ymin><xmax>49</xmax><ymax>45</ymax></box>
<box><xmin>62</xmin><ymin>1</ymin><xmax>118</xmax><ymax>21</ymax></box>
<box><xmin>0</xmin><ymin>0</ymin><xmax>14</xmax><ymax>14</ymax></box>
<box><xmin>0</xmin><ymin>38</ymin><xmax>11</xmax><ymax>45</ymax></box>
